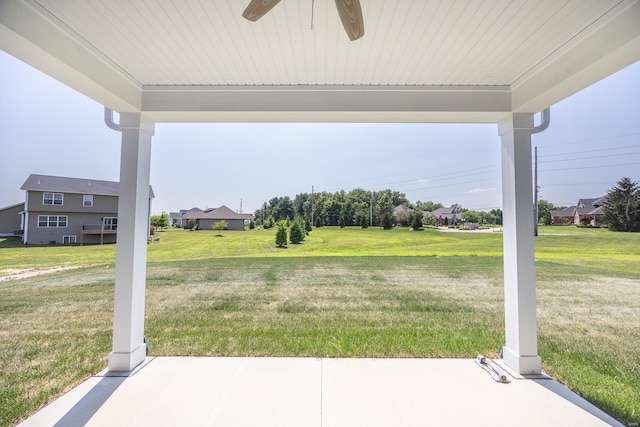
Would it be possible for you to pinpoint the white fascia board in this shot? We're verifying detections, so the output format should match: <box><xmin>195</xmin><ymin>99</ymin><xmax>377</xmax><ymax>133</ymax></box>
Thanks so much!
<box><xmin>0</xmin><ymin>0</ymin><xmax>141</xmax><ymax>112</ymax></box>
<box><xmin>141</xmin><ymin>85</ymin><xmax>512</xmax><ymax>123</ymax></box>
<box><xmin>511</xmin><ymin>0</ymin><xmax>640</xmax><ymax>114</ymax></box>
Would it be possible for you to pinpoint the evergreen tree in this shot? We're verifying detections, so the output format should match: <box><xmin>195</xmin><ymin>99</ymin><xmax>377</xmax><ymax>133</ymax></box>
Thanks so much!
<box><xmin>410</xmin><ymin>210</ymin><xmax>423</xmax><ymax>230</ymax></box>
<box><xmin>380</xmin><ymin>211</ymin><xmax>393</xmax><ymax>229</ymax></box>
<box><xmin>604</xmin><ymin>177</ymin><xmax>640</xmax><ymax>232</ymax></box>
<box><xmin>275</xmin><ymin>220</ymin><xmax>288</xmax><ymax>247</ymax></box>
<box><xmin>289</xmin><ymin>217</ymin><xmax>305</xmax><ymax>244</ymax></box>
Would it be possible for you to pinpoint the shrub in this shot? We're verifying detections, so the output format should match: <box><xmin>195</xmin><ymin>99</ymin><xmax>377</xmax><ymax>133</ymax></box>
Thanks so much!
<box><xmin>380</xmin><ymin>212</ymin><xmax>393</xmax><ymax>230</ymax></box>
<box><xmin>275</xmin><ymin>221</ymin><xmax>288</xmax><ymax>247</ymax></box>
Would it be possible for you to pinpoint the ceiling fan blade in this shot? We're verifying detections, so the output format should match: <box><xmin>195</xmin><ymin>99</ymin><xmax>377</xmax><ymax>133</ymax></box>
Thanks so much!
<box><xmin>335</xmin><ymin>0</ymin><xmax>364</xmax><ymax>41</ymax></box>
<box><xmin>242</xmin><ymin>0</ymin><xmax>282</xmax><ymax>22</ymax></box>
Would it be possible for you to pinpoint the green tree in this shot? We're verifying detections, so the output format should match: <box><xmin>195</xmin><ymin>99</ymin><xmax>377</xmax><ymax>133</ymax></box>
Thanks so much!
<box><xmin>376</xmin><ymin>192</ymin><xmax>394</xmax><ymax>230</ymax></box>
<box><xmin>416</xmin><ymin>201</ymin><xmax>443</xmax><ymax>212</ymax></box>
<box><xmin>410</xmin><ymin>210</ymin><xmax>423</xmax><ymax>230</ymax></box>
<box><xmin>212</xmin><ymin>220</ymin><xmax>228</xmax><ymax>236</ymax></box>
<box><xmin>150</xmin><ymin>212</ymin><xmax>169</xmax><ymax>230</ymax></box>
<box><xmin>488</xmin><ymin>209</ymin><xmax>503</xmax><ymax>225</ymax></box>
<box><xmin>604</xmin><ymin>177</ymin><xmax>640</xmax><ymax>232</ymax></box>
<box><xmin>264</xmin><ymin>215</ymin><xmax>275</xmax><ymax>229</ymax></box>
<box><xmin>537</xmin><ymin>200</ymin><xmax>556</xmax><ymax>225</ymax></box>
<box><xmin>275</xmin><ymin>220</ymin><xmax>288</xmax><ymax>247</ymax></box>
<box><xmin>289</xmin><ymin>217</ymin><xmax>306</xmax><ymax>244</ymax></box>
<box><xmin>150</xmin><ymin>215</ymin><xmax>161</xmax><ymax>228</ymax></box>
<box><xmin>462</xmin><ymin>210</ymin><xmax>481</xmax><ymax>223</ymax></box>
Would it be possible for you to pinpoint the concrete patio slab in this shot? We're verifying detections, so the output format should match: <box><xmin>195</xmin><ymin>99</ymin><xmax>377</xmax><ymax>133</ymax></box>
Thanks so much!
<box><xmin>19</xmin><ymin>357</ymin><xmax>622</xmax><ymax>427</ymax></box>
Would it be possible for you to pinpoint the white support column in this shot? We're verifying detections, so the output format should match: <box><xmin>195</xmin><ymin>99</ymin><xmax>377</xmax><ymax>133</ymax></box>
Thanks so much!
<box><xmin>108</xmin><ymin>113</ymin><xmax>154</xmax><ymax>372</ymax></box>
<box><xmin>498</xmin><ymin>113</ymin><xmax>541</xmax><ymax>375</ymax></box>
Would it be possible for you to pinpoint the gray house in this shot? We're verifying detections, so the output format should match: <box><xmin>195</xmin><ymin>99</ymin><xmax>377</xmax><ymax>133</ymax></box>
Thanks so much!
<box><xmin>0</xmin><ymin>203</ymin><xmax>24</xmax><ymax>236</ymax></box>
<box><xmin>425</xmin><ymin>207</ymin><xmax>459</xmax><ymax>226</ymax></box>
<box><xmin>20</xmin><ymin>174</ymin><xmax>154</xmax><ymax>245</ymax></box>
<box><xmin>573</xmin><ymin>196</ymin><xmax>607</xmax><ymax>226</ymax></box>
<box><xmin>179</xmin><ymin>205</ymin><xmax>252</xmax><ymax>230</ymax></box>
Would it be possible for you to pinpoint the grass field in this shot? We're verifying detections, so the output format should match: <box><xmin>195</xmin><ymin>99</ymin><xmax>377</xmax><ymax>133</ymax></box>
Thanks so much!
<box><xmin>1</xmin><ymin>226</ymin><xmax>639</xmax><ymax>425</ymax></box>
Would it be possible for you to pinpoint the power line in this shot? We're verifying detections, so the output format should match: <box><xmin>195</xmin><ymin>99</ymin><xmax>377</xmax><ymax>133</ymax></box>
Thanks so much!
<box><xmin>540</xmin><ymin>161</ymin><xmax>640</xmax><ymax>172</ymax></box>
<box><xmin>537</xmin><ymin>130</ymin><xmax>640</xmax><ymax>148</ymax></box>
<box><xmin>538</xmin><ymin>143</ymin><xmax>640</xmax><ymax>158</ymax></box>
<box><xmin>540</xmin><ymin>150</ymin><xmax>640</xmax><ymax>164</ymax></box>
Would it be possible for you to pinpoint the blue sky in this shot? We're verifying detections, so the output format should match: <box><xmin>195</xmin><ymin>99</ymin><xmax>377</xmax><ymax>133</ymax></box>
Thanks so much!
<box><xmin>1</xmin><ymin>50</ymin><xmax>638</xmax><ymax>215</ymax></box>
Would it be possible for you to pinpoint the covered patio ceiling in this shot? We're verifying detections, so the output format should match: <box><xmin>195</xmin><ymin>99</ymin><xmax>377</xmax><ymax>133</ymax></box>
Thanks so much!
<box><xmin>1</xmin><ymin>0</ymin><xmax>639</xmax><ymax>123</ymax></box>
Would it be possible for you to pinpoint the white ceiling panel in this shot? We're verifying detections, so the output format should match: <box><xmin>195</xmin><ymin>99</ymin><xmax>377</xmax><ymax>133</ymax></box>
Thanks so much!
<box><xmin>1</xmin><ymin>0</ymin><xmax>638</xmax><ymax>121</ymax></box>
<box><xmin>29</xmin><ymin>0</ymin><xmax>629</xmax><ymax>87</ymax></box>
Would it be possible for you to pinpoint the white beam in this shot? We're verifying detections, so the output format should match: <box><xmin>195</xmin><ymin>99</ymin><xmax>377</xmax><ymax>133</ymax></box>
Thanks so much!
<box><xmin>141</xmin><ymin>85</ymin><xmax>512</xmax><ymax>123</ymax></box>
<box><xmin>108</xmin><ymin>113</ymin><xmax>154</xmax><ymax>372</ymax></box>
<box><xmin>499</xmin><ymin>113</ymin><xmax>541</xmax><ymax>375</ymax></box>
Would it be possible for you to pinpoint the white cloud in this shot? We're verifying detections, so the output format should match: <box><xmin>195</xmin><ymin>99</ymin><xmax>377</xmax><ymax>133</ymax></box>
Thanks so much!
<box><xmin>468</xmin><ymin>187</ymin><xmax>497</xmax><ymax>193</ymax></box>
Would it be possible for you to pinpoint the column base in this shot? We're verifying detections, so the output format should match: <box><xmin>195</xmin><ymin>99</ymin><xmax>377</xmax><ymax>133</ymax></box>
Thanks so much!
<box><xmin>108</xmin><ymin>343</ymin><xmax>147</xmax><ymax>373</ymax></box>
<box><xmin>502</xmin><ymin>346</ymin><xmax>541</xmax><ymax>375</ymax></box>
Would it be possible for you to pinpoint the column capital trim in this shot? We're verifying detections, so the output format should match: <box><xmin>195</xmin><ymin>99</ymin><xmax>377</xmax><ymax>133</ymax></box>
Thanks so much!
<box><xmin>498</xmin><ymin>113</ymin><xmax>534</xmax><ymax>136</ymax></box>
<box><xmin>119</xmin><ymin>112</ymin><xmax>156</xmax><ymax>136</ymax></box>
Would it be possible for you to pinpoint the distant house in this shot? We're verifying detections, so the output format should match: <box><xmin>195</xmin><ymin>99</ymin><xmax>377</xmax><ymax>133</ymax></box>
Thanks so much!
<box><xmin>19</xmin><ymin>174</ymin><xmax>154</xmax><ymax>245</ymax></box>
<box><xmin>550</xmin><ymin>207</ymin><xmax>575</xmax><ymax>225</ymax></box>
<box><xmin>0</xmin><ymin>202</ymin><xmax>24</xmax><ymax>236</ymax></box>
<box><xmin>393</xmin><ymin>205</ymin><xmax>412</xmax><ymax>225</ymax></box>
<box><xmin>169</xmin><ymin>208</ymin><xmax>202</xmax><ymax>228</ymax></box>
<box><xmin>424</xmin><ymin>206</ymin><xmax>459</xmax><ymax>226</ymax></box>
<box><xmin>572</xmin><ymin>196</ymin><xmax>607</xmax><ymax>226</ymax></box>
<box><xmin>176</xmin><ymin>205</ymin><xmax>252</xmax><ymax>230</ymax></box>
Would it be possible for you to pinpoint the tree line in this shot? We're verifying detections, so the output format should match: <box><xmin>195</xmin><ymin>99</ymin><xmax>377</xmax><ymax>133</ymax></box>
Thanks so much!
<box><xmin>253</xmin><ymin>188</ymin><xmax>503</xmax><ymax>229</ymax></box>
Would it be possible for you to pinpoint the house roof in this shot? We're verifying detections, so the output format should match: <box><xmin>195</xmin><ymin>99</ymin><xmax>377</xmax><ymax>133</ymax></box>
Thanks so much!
<box><xmin>431</xmin><ymin>207</ymin><xmax>457</xmax><ymax>216</ymax></box>
<box><xmin>1</xmin><ymin>1</ymin><xmax>638</xmax><ymax>123</ymax></box>
<box><xmin>182</xmin><ymin>206</ymin><xmax>252</xmax><ymax>221</ymax></box>
<box><xmin>0</xmin><ymin>202</ymin><xmax>25</xmax><ymax>212</ymax></box>
<box><xmin>20</xmin><ymin>174</ymin><xmax>155</xmax><ymax>198</ymax></box>
<box><xmin>202</xmin><ymin>205</ymin><xmax>253</xmax><ymax>220</ymax></box>
<box><xmin>551</xmin><ymin>207</ymin><xmax>575</xmax><ymax>217</ymax></box>
<box><xmin>394</xmin><ymin>205</ymin><xmax>412</xmax><ymax>215</ymax></box>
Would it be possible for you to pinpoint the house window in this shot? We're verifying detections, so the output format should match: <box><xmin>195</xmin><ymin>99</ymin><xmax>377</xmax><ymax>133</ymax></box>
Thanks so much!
<box><xmin>103</xmin><ymin>217</ymin><xmax>117</xmax><ymax>230</ymax></box>
<box><xmin>83</xmin><ymin>195</ymin><xmax>93</xmax><ymax>207</ymax></box>
<box><xmin>37</xmin><ymin>215</ymin><xmax>68</xmax><ymax>228</ymax></box>
<box><xmin>43</xmin><ymin>193</ymin><xmax>64</xmax><ymax>205</ymax></box>
<box><xmin>63</xmin><ymin>235</ymin><xmax>77</xmax><ymax>244</ymax></box>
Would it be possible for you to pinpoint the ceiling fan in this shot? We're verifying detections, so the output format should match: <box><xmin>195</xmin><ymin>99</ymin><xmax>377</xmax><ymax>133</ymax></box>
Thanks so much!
<box><xmin>242</xmin><ymin>0</ymin><xmax>364</xmax><ymax>41</ymax></box>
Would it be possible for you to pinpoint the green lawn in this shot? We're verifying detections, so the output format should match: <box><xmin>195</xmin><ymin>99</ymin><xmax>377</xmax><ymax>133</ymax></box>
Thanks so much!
<box><xmin>1</xmin><ymin>226</ymin><xmax>638</xmax><ymax>425</ymax></box>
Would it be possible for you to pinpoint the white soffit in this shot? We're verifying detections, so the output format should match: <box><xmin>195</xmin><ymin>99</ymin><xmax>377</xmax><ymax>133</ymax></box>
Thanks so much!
<box><xmin>1</xmin><ymin>0</ymin><xmax>639</xmax><ymax>122</ymax></box>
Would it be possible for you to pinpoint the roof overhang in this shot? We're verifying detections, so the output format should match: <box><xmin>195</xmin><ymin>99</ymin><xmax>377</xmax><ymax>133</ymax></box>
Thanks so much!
<box><xmin>1</xmin><ymin>0</ymin><xmax>639</xmax><ymax>123</ymax></box>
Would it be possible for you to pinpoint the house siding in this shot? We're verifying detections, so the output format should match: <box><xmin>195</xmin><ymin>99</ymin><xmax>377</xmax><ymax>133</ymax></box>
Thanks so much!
<box><xmin>198</xmin><ymin>219</ymin><xmax>245</xmax><ymax>231</ymax></box>
<box><xmin>24</xmin><ymin>191</ymin><xmax>119</xmax><ymax>244</ymax></box>
<box><xmin>0</xmin><ymin>203</ymin><xmax>24</xmax><ymax>235</ymax></box>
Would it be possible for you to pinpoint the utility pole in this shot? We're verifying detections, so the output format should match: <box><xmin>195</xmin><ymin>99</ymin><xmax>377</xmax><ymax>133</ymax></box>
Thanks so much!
<box><xmin>534</xmin><ymin>146</ymin><xmax>538</xmax><ymax>237</ymax></box>
<box><xmin>240</xmin><ymin>198</ymin><xmax>243</xmax><ymax>214</ymax></box>
<box><xmin>311</xmin><ymin>185</ymin><xmax>315</xmax><ymax>227</ymax></box>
